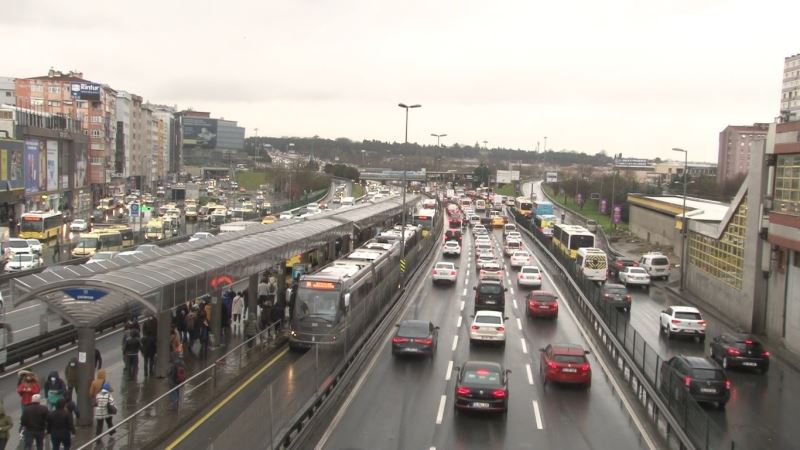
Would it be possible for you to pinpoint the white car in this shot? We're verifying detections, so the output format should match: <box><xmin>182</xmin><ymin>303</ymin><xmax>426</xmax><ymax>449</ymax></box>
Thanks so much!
<box><xmin>136</xmin><ymin>244</ymin><xmax>159</xmax><ymax>252</ymax></box>
<box><xmin>87</xmin><ymin>251</ymin><xmax>119</xmax><ymax>264</ymax></box>
<box><xmin>443</xmin><ymin>241</ymin><xmax>461</xmax><ymax>257</ymax></box>
<box><xmin>474</xmin><ymin>242</ymin><xmax>493</xmax><ymax>257</ymax></box>
<box><xmin>5</xmin><ymin>254</ymin><xmax>42</xmax><ymax>272</ymax></box>
<box><xmin>7</xmin><ymin>238</ymin><xmax>33</xmax><ymax>256</ymax></box>
<box><xmin>660</xmin><ymin>306</ymin><xmax>706</xmax><ymax>341</ymax></box>
<box><xmin>25</xmin><ymin>239</ymin><xmax>43</xmax><ymax>254</ymax></box>
<box><xmin>70</xmin><ymin>219</ymin><xmax>89</xmax><ymax>232</ymax></box>
<box><xmin>517</xmin><ymin>265</ymin><xmax>543</xmax><ymax>288</ymax></box>
<box><xmin>479</xmin><ymin>262</ymin><xmax>503</xmax><ymax>281</ymax></box>
<box><xmin>432</xmin><ymin>262</ymin><xmax>458</xmax><ymax>285</ymax></box>
<box><xmin>510</xmin><ymin>251</ymin><xmax>532</xmax><ymax>269</ymax></box>
<box><xmin>473</xmin><ymin>224</ymin><xmax>488</xmax><ymax>235</ymax></box>
<box><xmin>475</xmin><ymin>254</ymin><xmax>496</xmax><ymax>271</ymax></box>
<box><xmin>469</xmin><ymin>215</ymin><xmax>481</xmax><ymax>226</ymax></box>
<box><xmin>503</xmin><ymin>224</ymin><xmax>517</xmax><ymax>236</ymax></box>
<box><xmin>640</xmin><ymin>252</ymin><xmax>671</xmax><ymax>281</ymax></box>
<box><xmin>504</xmin><ymin>241</ymin><xmax>523</xmax><ymax>257</ymax></box>
<box><xmin>505</xmin><ymin>231</ymin><xmax>522</xmax><ymax>242</ymax></box>
<box><xmin>189</xmin><ymin>232</ymin><xmax>215</xmax><ymax>242</ymax></box>
<box><xmin>618</xmin><ymin>266</ymin><xmax>651</xmax><ymax>288</ymax></box>
<box><xmin>469</xmin><ymin>310</ymin><xmax>507</xmax><ymax>345</ymax></box>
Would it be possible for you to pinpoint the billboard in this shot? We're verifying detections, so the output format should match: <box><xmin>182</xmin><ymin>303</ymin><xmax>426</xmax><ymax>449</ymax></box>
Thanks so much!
<box><xmin>615</xmin><ymin>158</ymin><xmax>650</xmax><ymax>168</ymax></box>
<box><xmin>0</xmin><ymin>139</ymin><xmax>24</xmax><ymax>190</ymax></box>
<box><xmin>74</xmin><ymin>142</ymin><xmax>87</xmax><ymax>189</ymax></box>
<box><xmin>182</xmin><ymin>117</ymin><xmax>218</xmax><ymax>149</ymax></box>
<box><xmin>496</xmin><ymin>170</ymin><xmax>520</xmax><ymax>184</ymax></box>
<box><xmin>24</xmin><ymin>140</ymin><xmax>40</xmax><ymax>194</ymax></box>
<box><xmin>70</xmin><ymin>82</ymin><xmax>101</xmax><ymax>101</ymax></box>
<box><xmin>46</xmin><ymin>140</ymin><xmax>58</xmax><ymax>191</ymax></box>
<box><xmin>545</xmin><ymin>172</ymin><xmax>558</xmax><ymax>183</ymax></box>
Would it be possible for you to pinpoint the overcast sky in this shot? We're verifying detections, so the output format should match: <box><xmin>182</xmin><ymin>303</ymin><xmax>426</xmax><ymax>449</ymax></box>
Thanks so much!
<box><xmin>4</xmin><ymin>0</ymin><xmax>798</xmax><ymax>162</ymax></box>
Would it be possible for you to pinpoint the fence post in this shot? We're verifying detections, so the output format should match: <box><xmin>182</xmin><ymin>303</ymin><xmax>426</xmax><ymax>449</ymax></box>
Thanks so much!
<box><xmin>127</xmin><ymin>415</ymin><xmax>137</xmax><ymax>448</ymax></box>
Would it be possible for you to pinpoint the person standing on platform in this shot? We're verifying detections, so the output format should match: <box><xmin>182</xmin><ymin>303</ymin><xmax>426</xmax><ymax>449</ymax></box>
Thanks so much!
<box><xmin>46</xmin><ymin>398</ymin><xmax>75</xmax><ymax>450</ymax></box>
<box><xmin>64</xmin><ymin>358</ymin><xmax>78</xmax><ymax>401</ymax></box>
<box><xmin>93</xmin><ymin>384</ymin><xmax>115</xmax><ymax>437</ymax></box>
<box><xmin>140</xmin><ymin>331</ymin><xmax>157</xmax><ymax>377</ymax></box>
<box><xmin>0</xmin><ymin>401</ymin><xmax>13</xmax><ymax>450</ymax></box>
<box><xmin>232</xmin><ymin>292</ymin><xmax>245</xmax><ymax>335</ymax></box>
<box><xmin>20</xmin><ymin>394</ymin><xmax>47</xmax><ymax>450</ymax></box>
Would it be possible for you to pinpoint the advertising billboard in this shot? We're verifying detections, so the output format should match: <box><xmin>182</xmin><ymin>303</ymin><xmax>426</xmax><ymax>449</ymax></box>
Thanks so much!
<box><xmin>70</xmin><ymin>82</ymin><xmax>102</xmax><ymax>101</ymax></box>
<box><xmin>615</xmin><ymin>158</ymin><xmax>650</xmax><ymax>168</ymax></box>
<box><xmin>496</xmin><ymin>170</ymin><xmax>520</xmax><ymax>184</ymax></box>
<box><xmin>0</xmin><ymin>139</ymin><xmax>24</xmax><ymax>191</ymax></box>
<box><xmin>182</xmin><ymin>117</ymin><xmax>218</xmax><ymax>149</ymax></box>
<box><xmin>545</xmin><ymin>172</ymin><xmax>558</xmax><ymax>183</ymax></box>
<box><xmin>74</xmin><ymin>142</ymin><xmax>87</xmax><ymax>189</ymax></box>
<box><xmin>46</xmin><ymin>140</ymin><xmax>58</xmax><ymax>191</ymax></box>
<box><xmin>24</xmin><ymin>139</ymin><xmax>40</xmax><ymax>194</ymax></box>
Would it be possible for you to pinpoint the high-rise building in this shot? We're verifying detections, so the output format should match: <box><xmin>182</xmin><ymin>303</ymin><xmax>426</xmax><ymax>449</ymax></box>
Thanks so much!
<box><xmin>177</xmin><ymin>110</ymin><xmax>245</xmax><ymax>168</ymax></box>
<box><xmin>781</xmin><ymin>53</ymin><xmax>800</xmax><ymax>119</ymax></box>
<box><xmin>15</xmin><ymin>69</ymin><xmax>117</xmax><ymax>198</ymax></box>
<box><xmin>148</xmin><ymin>104</ymin><xmax>176</xmax><ymax>178</ymax></box>
<box><xmin>717</xmin><ymin>123</ymin><xmax>769</xmax><ymax>183</ymax></box>
<box><xmin>0</xmin><ymin>77</ymin><xmax>15</xmax><ymax>105</ymax></box>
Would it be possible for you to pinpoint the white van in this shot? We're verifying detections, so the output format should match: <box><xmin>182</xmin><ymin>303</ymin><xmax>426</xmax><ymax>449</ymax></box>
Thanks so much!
<box><xmin>639</xmin><ymin>252</ymin><xmax>671</xmax><ymax>280</ymax></box>
<box><xmin>340</xmin><ymin>196</ymin><xmax>356</xmax><ymax>207</ymax></box>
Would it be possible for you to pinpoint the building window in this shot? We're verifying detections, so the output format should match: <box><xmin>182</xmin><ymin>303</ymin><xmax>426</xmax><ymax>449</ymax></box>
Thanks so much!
<box><xmin>30</xmin><ymin>85</ymin><xmax>43</xmax><ymax>93</ymax></box>
<box><xmin>774</xmin><ymin>154</ymin><xmax>800</xmax><ymax>215</ymax></box>
<box><xmin>48</xmin><ymin>100</ymin><xmax>60</xmax><ymax>107</ymax></box>
<box><xmin>91</xmin><ymin>129</ymin><xmax>102</xmax><ymax>138</ymax></box>
<box><xmin>688</xmin><ymin>196</ymin><xmax>747</xmax><ymax>290</ymax></box>
<box><xmin>90</xmin><ymin>115</ymin><xmax>103</xmax><ymax>123</ymax></box>
<box><xmin>48</xmin><ymin>86</ymin><xmax>60</xmax><ymax>94</ymax></box>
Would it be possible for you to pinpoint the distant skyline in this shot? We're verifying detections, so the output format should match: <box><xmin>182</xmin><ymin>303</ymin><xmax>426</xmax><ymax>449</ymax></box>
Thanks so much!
<box><xmin>3</xmin><ymin>0</ymin><xmax>799</xmax><ymax>163</ymax></box>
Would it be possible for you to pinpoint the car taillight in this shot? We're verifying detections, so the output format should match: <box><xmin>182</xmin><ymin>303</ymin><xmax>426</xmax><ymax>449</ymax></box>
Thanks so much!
<box><xmin>604</xmin><ymin>294</ymin><xmax>611</xmax><ymax>298</ymax></box>
<box><xmin>480</xmin><ymin>270</ymin><xmax>486</xmax><ymax>277</ymax></box>
<box><xmin>744</xmin><ymin>339</ymin><xmax>753</xmax><ymax>345</ymax></box>
<box><xmin>471</xmin><ymin>325</ymin><xmax>480</xmax><ymax>331</ymax></box>
<box><xmin>725</xmin><ymin>379</ymin><xmax>732</xmax><ymax>390</ymax></box>
<box><xmin>456</xmin><ymin>386</ymin><xmax>471</xmax><ymax>396</ymax></box>
<box><xmin>496</xmin><ymin>326</ymin><xmax>505</xmax><ymax>332</ymax></box>
<box><xmin>547</xmin><ymin>361</ymin><xmax>558</xmax><ymax>370</ymax></box>
<box><xmin>671</xmin><ymin>319</ymin><xmax>681</xmax><ymax>324</ymax></box>
<box><xmin>450</xmin><ymin>271</ymin><xmax>456</xmax><ymax>276</ymax></box>
<box><xmin>698</xmin><ymin>320</ymin><xmax>707</xmax><ymax>326</ymax></box>
<box><xmin>727</xmin><ymin>347</ymin><xmax>741</xmax><ymax>356</ymax></box>
<box><xmin>579</xmin><ymin>363</ymin><xmax>590</xmax><ymax>372</ymax></box>
<box><xmin>684</xmin><ymin>376</ymin><xmax>692</xmax><ymax>387</ymax></box>
<box><xmin>492</xmin><ymin>389</ymin><xmax>507</xmax><ymax>399</ymax></box>
<box><xmin>624</xmin><ymin>295</ymin><xmax>632</xmax><ymax>301</ymax></box>
<box><xmin>416</xmin><ymin>338</ymin><xmax>433</xmax><ymax>345</ymax></box>
<box><xmin>432</xmin><ymin>270</ymin><xmax>438</xmax><ymax>275</ymax></box>
<box><xmin>392</xmin><ymin>337</ymin><xmax>409</xmax><ymax>344</ymax></box>
<box><xmin>762</xmin><ymin>351</ymin><xmax>770</xmax><ymax>357</ymax></box>
<box><xmin>518</xmin><ymin>274</ymin><xmax>523</xmax><ymax>280</ymax></box>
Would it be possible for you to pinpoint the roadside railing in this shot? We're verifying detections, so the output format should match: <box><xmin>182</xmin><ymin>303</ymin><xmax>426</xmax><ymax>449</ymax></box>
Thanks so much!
<box><xmin>512</xmin><ymin>208</ymin><xmax>733</xmax><ymax>450</ymax></box>
<box><xmin>78</xmin><ymin>321</ymin><xmax>285</xmax><ymax>449</ymax></box>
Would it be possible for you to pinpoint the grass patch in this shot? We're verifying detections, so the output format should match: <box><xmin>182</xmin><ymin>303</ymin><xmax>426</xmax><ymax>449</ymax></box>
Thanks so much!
<box><xmin>543</xmin><ymin>185</ymin><xmax>629</xmax><ymax>232</ymax></box>
<box><xmin>495</xmin><ymin>184</ymin><xmax>517</xmax><ymax>197</ymax></box>
<box><xmin>352</xmin><ymin>183</ymin><xmax>364</xmax><ymax>198</ymax></box>
<box><xmin>235</xmin><ymin>171</ymin><xmax>274</xmax><ymax>190</ymax></box>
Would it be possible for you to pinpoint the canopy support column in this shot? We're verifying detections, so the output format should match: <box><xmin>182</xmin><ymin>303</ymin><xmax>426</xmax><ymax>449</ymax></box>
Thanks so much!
<box><xmin>248</xmin><ymin>274</ymin><xmax>259</xmax><ymax>318</ymax></box>
<box><xmin>277</xmin><ymin>262</ymin><xmax>287</xmax><ymax>309</ymax></box>
<box><xmin>156</xmin><ymin>309</ymin><xmax>171</xmax><ymax>378</ymax></box>
<box><xmin>76</xmin><ymin>327</ymin><xmax>95</xmax><ymax>427</ymax></box>
<box><xmin>210</xmin><ymin>296</ymin><xmax>222</xmax><ymax>346</ymax></box>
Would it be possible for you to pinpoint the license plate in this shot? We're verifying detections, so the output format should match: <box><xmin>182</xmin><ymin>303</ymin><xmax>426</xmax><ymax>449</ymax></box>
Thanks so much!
<box><xmin>742</xmin><ymin>362</ymin><xmax>757</xmax><ymax>367</ymax></box>
<box><xmin>539</xmin><ymin>305</ymin><xmax>550</xmax><ymax>309</ymax></box>
<box><xmin>562</xmin><ymin>368</ymin><xmax>577</xmax><ymax>373</ymax></box>
<box><xmin>700</xmin><ymin>388</ymin><xmax>717</xmax><ymax>394</ymax></box>
<box><xmin>472</xmin><ymin>402</ymin><xmax>490</xmax><ymax>408</ymax></box>
<box><xmin>486</xmin><ymin>300</ymin><xmax>496</xmax><ymax>304</ymax></box>
<box><xmin>405</xmin><ymin>348</ymin><xmax>418</xmax><ymax>352</ymax></box>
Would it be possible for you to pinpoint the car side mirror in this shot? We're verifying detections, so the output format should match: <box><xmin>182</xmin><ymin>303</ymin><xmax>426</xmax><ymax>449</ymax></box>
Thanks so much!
<box><xmin>344</xmin><ymin>293</ymin><xmax>351</xmax><ymax>309</ymax></box>
<box><xmin>435</xmin><ymin>326</ymin><xmax>440</xmax><ymax>330</ymax></box>
<box><xmin>472</xmin><ymin>286</ymin><xmax>477</xmax><ymax>291</ymax></box>
<box><xmin>585</xmin><ymin>350</ymin><xmax>591</xmax><ymax>355</ymax></box>
<box><xmin>504</xmin><ymin>287</ymin><xmax>508</xmax><ymax>292</ymax></box>
<box><xmin>504</xmin><ymin>317</ymin><xmax>509</xmax><ymax>321</ymax></box>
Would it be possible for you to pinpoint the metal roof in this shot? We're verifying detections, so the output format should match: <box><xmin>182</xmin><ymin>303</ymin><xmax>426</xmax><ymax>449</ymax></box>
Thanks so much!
<box><xmin>10</xmin><ymin>197</ymin><xmax>413</xmax><ymax>328</ymax></box>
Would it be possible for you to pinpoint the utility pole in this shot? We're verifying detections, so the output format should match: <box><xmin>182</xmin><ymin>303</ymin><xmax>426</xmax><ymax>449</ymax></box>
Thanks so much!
<box><xmin>672</xmin><ymin>148</ymin><xmax>689</xmax><ymax>291</ymax></box>
<box><xmin>254</xmin><ymin>127</ymin><xmax>259</xmax><ymax>168</ymax></box>
<box><xmin>610</xmin><ymin>153</ymin><xmax>621</xmax><ymax>229</ymax></box>
<box><xmin>398</xmin><ymin>103</ymin><xmax>421</xmax><ymax>286</ymax></box>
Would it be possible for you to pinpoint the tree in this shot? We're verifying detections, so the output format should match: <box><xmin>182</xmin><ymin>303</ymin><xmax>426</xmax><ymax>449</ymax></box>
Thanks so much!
<box><xmin>473</xmin><ymin>164</ymin><xmax>490</xmax><ymax>186</ymax></box>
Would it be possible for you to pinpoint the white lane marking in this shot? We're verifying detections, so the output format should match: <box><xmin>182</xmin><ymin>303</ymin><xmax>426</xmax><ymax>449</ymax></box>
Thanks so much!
<box><xmin>457</xmin><ymin>316</ymin><xmax>462</xmax><ymax>328</ymax></box>
<box><xmin>516</xmin><ymin>318</ymin><xmax>522</xmax><ymax>330</ymax></box>
<box><xmin>523</xmin><ymin>224</ymin><xmax>657</xmax><ymax>450</ymax></box>
<box><xmin>460</xmin><ymin>300</ymin><xmax>465</xmax><ymax>312</ymax></box>
<box><xmin>436</xmin><ymin>395</ymin><xmax>447</xmax><ymax>424</ymax></box>
<box><xmin>464</xmin><ymin>277</ymin><xmax>469</xmax><ymax>285</ymax></box>
<box><xmin>526</xmin><ymin>364</ymin><xmax>534</xmax><ymax>385</ymax></box>
<box><xmin>12</xmin><ymin>324</ymin><xmax>39</xmax><ymax>334</ymax></box>
<box><xmin>5</xmin><ymin>304</ymin><xmax>42</xmax><ymax>315</ymax></box>
<box><xmin>430</xmin><ymin>447</ymin><xmax>436</xmax><ymax>450</ymax></box>
<box><xmin>512</xmin><ymin>299</ymin><xmax>518</xmax><ymax>309</ymax></box>
<box><xmin>467</xmin><ymin>262</ymin><xmax>471</xmax><ymax>269</ymax></box>
<box><xmin>510</xmin><ymin>287</ymin><xmax>515</xmax><ymax>295</ymax></box>
<box><xmin>532</xmin><ymin>400</ymin><xmax>543</xmax><ymax>429</ymax></box>
<box><xmin>445</xmin><ymin>361</ymin><xmax>454</xmax><ymax>381</ymax></box>
<box><xmin>521</xmin><ymin>338</ymin><xmax>528</xmax><ymax>354</ymax></box>
<box><xmin>505</xmin><ymin>270</ymin><xmax>510</xmax><ymax>277</ymax></box>
<box><xmin>462</xmin><ymin>288</ymin><xmax>467</xmax><ymax>296</ymax></box>
<box><xmin>452</xmin><ymin>335</ymin><xmax>459</xmax><ymax>352</ymax></box>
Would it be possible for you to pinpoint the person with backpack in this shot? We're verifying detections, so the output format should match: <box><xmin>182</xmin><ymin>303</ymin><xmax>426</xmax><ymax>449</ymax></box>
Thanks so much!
<box><xmin>122</xmin><ymin>330</ymin><xmax>141</xmax><ymax>376</ymax></box>
<box><xmin>0</xmin><ymin>401</ymin><xmax>13</xmax><ymax>450</ymax></box>
<box><xmin>93</xmin><ymin>384</ymin><xmax>115</xmax><ymax>436</ymax></box>
<box><xmin>46</xmin><ymin>398</ymin><xmax>75</xmax><ymax>450</ymax></box>
<box><xmin>167</xmin><ymin>355</ymin><xmax>187</xmax><ymax>409</ymax></box>
<box><xmin>43</xmin><ymin>371</ymin><xmax>67</xmax><ymax>411</ymax></box>
<box><xmin>20</xmin><ymin>394</ymin><xmax>47</xmax><ymax>450</ymax></box>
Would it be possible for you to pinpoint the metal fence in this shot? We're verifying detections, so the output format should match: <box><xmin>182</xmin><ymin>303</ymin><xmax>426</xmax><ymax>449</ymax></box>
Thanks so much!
<box><xmin>512</xmin><ymin>210</ymin><xmax>735</xmax><ymax>450</ymax></box>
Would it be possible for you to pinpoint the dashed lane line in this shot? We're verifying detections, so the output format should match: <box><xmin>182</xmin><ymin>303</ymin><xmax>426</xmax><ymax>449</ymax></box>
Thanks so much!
<box><xmin>435</xmin><ymin>395</ymin><xmax>447</xmax><ymax>425</ymax></box>
<box><xmin>516</xmin><ymin>317</ymin><xmax>522</xmax><ymax>331</ymax></box>
<box><xmin>521</xmin><ymin>338</ymin><xmax>528</xmax><ymax>354</ymax></box>
<box><xmin>451</xmin><ymin>335</ymin><xmax>459</xmax><ymax>352</ymax></box>
<box><xmin>445</xmin><ymin>361</ymin><xmax>453</xmax><ymax>381</ymax></box>
<box><xmin>526</xmin><ymin>364</ymin><xmax>534</xmax><ymax>385</ymax></box>
<box><xmin>532</xmin><ymin>400</ymin><xmax>544</xmax><ymax>429</ymax></box>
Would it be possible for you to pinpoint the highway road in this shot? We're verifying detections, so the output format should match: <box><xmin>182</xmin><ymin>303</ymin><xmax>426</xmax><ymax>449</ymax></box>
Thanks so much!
<box><xmin>316</xmin><ymin>221</ymin><xmax>648</xmax><ymax>450</ymax></box>
<box><xmin>525</xmin><ymin>180</ymin><xmax>800</xmax><ymax>449</ymax></box>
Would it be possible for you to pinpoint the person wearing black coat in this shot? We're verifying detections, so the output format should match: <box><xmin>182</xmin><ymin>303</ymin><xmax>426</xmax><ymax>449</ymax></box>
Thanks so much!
<box><xmin>46</xmin><ymin>398</ymin><xmax>75</xmax><ymax>450</ymax></box>
<box><xmin>140</xmin><ymin>332</ymin><xmax>157</xmax><ymax>377</ymax></box>
<box><xmin>20</xmin><ymin>394</ymin><xmax>48</xmax><ymax>450</ymax></box>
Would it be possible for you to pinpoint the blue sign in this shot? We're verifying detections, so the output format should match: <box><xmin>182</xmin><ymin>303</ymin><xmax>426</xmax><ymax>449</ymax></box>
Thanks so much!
<box><xmin>70</xmin><ymin>82</ymin><xmax>102</xmax><ymax>101</ymax></box>
<box><xmin>63</xmin><ymin>288</ymin><xmax>108</xmax><ymax>302</ymax></box>
<box><xmin>130</xmin><ymin>203</ymin><xmax>140</xmax><ymax>217</ymax></box>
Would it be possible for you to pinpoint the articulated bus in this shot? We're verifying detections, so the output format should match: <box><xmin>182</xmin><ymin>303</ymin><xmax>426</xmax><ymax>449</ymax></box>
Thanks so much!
<box><xmin>19</xmin><ymin>211</ymin><xmax>62</xmax><ymax>240</ymax></box>
<box><xmin>514</xmin><ymin>197</ymin><xmax>533</xmax><ymax>217</ymax></box>
<box><xmin>552</xmin><ymin>224</ymin><xmax>595</xmax><ymax>259</ymax></box>
<box><xmin>92</xmin><ymin>224</ymin><xmax>134</xmax><ymax>247</ymax></box>
<box><xmin>413</xmin><ymin>208</ymin><xmax>437</xmax><ymax>231</ymax></box>
<box><xmin>72</xmin><ymin>230</ymin><xmax>123</xmax><ymax>257</ymax></box>
<box><xmin>533</xmin><ymin>214</ymin><xmax>557</xmax><ymax>236</ymax></box>
<box><xmin>576</xmin><ymin>247</ymin><xmax>608</xmax><ymax>282</ymax></box>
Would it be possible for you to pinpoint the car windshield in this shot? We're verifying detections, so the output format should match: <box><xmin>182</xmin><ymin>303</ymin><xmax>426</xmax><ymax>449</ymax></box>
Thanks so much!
<box><xmin>445</xmin><ymin>242</ymin><xmax>458</xmax><ymax>247</ymax></box>
<box><xmin>435</xmin><ymin>263</ymin><xmax>454</xmax><ymax>270</ymax></box>
<box><xmin>693</xmin><ymin>368</ymin><xmax>724</xmax><ymax>380</ymax></box>
<box><xmin>531</xmin><ymin>294</ymin><xmax>555</xmax><ymax>302</ymax></box>
<box><xmin>735</xmin><ymin>340</ymin><xmax>765</xmax><ymax>352</ymax></box>
<box><xmin>629</xmin><ymin>268</ymin><xmax>648</xmax><ymax>274</ymax></box>
<box><xmin>522</xmin><ymin>267</ymin><xmax>540</xmax><ymax>274</ymax></box>
<box><xmin>483</xmin><ymin>264</ymin><xmax>500</xmax><ymax>270</ymax></box>
<box><xmin>9</xmin><ymin>241</ymin><xmax>28</xmax><ymax>249</ymax></box>
<box><xmin>675</xmin><ymin>312</ymin><xmax>702</xmax><ymax>320</ymax></box>
<box><xmin>463</xmin><ymin>368</ymin><xmax>501</xmax><ymax>386</ymax></box>
<box><xmin>554</xmin><ymin>354</ymin><xmax>586</xmax><ymax>364</ymax></box>
<box><xmin>475</xmin><ymin>315</ymin><xmax>502</xmax><ymax>324</ymax></box>
<box><xmin>77</xmin><ymin>237</ymin><xmax>100</xmax><ymax>249</ymax></box>
<box><xmin>295</xmin><ymin>288</ymin><xmax>340</xmax><ymax>320</ymax></box>
<box><xmin>397</xmin><ymin>323</ymin><xmax>429</xmax><ymax>338</ymax></box>
<box><xmin>479</xmin><ymin>284</ymin><xmax>502</xmax><ymax>295</ymax></box>
<box><xmin>652</xmin><ymin>257</ymin><xmax>669</xmax><ymax>265</ymax></box>
<box><xmin>513</xmin><ymin>252</ymin><xmax>528</xmax><ymax>258</ymax></box>
<box><xmin>74</xmin><ymin>219</ymin><xmax>85</xmax><ymax>224</ymax></box>
<box><xmin>605</xmin><ymin>287</ymin><xmax>627</xmax><ymax>295</ymax></box>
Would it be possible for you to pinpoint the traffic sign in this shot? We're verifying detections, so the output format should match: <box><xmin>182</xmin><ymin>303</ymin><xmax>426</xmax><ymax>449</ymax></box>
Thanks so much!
<box><xmin>400</xmin><ymin>259</ymin><xmax>406</xmax><ymax>273</ymax></box>
<box><xmin>141</xmin><ymin>205</ymin><xmax>153</xmax><ymax>212</ymax></box>
<box><xmin>130</xmin><ymin>203</ymin><xmax>140</xmax><ymax>217</ymax></box>
<box><xmin>613</xmin><ymin>205</ymin><xmax>622</xmax><ymax>224</ymax></box>
<box><xmin>63</xmin><ymin>288</ymin><xmax>108</xmax><ymax>302</ymax></box>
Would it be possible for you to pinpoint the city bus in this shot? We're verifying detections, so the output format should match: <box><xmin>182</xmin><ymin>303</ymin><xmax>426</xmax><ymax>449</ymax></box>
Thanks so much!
<box><xmin>145</xmin><ymin>218</ymin><xmax>167</xmax><ymax>241</ymax></box>
<box><xmin>514</xmin><ymin>197</ymin><xmax>533</xmax><ymax>217</ymax></box>
<box><xmin>533</xmin><ymin>214</ymin><xmax>557</xmax><ymax>236</ymax></box>
<box><xmin>552</xmin><ymin>224</ymin><xmax>595</xmax><ymax>259</ymax></box>
<box><xmin>92</xmin><ymin>224</ymin><xmax>134</xmax><ymax>247</ymax></box>
<box><xmin>19</xmin><ymin>211</ymin><xmax>62</xmax><ymax>240</ymax></box>
<box><xmin>532</xmin><ymin>200</ymin><xmax>554</xmax><ymax>217</ymax></box>
<box><xmin>576</xmin><ymin>247</ymin><xmax>608</xmax><ymax>282</ymax></box>
<box><xmin>413</xmin><ymin>208</ymin><xmax>437</xmax><ymax>231</ymax></box>
<box><xmin>71</xmin><ymin>230</ymin><xmax>123</xmax><ymax>257</ymax></box>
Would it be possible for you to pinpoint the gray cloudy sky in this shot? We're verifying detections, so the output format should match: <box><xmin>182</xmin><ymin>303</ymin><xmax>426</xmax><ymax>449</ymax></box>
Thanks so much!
<box><xmin>4</xmin><ymin>0</ymin><xmax>798</xmax><ymax>162</ymax></box>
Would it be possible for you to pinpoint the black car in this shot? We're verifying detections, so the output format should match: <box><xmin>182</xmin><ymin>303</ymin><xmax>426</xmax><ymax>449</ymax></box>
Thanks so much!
<box><xmin>660</xmin><ymin>355</ymin><xmax>730</xmax><ymax>408</ymax></box>
<box><xmin>445</xmin><ymin>229</ymin><xmax>463</xmax><ymax>243</ymax></box>
<box><xmin>392</xmin><ymin>320</ymin><xmax>439</xmax><ymax>358</ymax></box>
<box><xmin>473</xmin><ymin>280</ymin><xmax>507</xmax><ymax>312</ymax></box>
<box><xmin>454</xmin><ymin>361</ymin><xmax>510</xmax><ymax>414</ymax></box>
<box><xmin>710</xmin><ymin>334</ymin><xmax>770</xmax><ymax>373</ymax></box>
<box><xmin>599</xmin><ymin>283</ymin><xmax>632</xmax><ymax>312</ymax></box>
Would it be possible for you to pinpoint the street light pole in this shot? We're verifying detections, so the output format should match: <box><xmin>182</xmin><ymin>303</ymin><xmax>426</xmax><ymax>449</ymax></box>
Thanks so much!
<box><xmin>254</xmin><ymin>127</ymin><xmax>259</xmax><ymax>167</ymax></box>
<box><xmin>398</xmin><ymin>103</ymin><xmax>421</xmax><ymax>285</ymax></box>
<box><xmin>610</xmin><ymin>153</ymin><xmax>621</xmax><ymax>228</ymax></box>
<box><xmin>430</xmin><ymin>133</ymin><xmax>446</xmax><ymax>147</ymax></box>
<box><xmin>672</xmin><ymin>147</ymin><xmax>689</xmax><ymax>291</ymax></box>
<box><xmin>431</xmin><ymin>133</ymin><xmax>446</xmax><ymax>172</ymax></box>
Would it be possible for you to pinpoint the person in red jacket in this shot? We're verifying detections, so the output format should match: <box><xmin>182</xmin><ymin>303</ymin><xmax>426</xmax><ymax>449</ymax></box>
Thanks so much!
<box><xmin>16</xmin><ymin>370</ymin><xmax>41</xmax><ymax>407</ymax></box>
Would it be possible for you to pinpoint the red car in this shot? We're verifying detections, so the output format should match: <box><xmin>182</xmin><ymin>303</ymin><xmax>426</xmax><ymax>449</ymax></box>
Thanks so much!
<box><xmin>539</xmin><ymin>344</ymin><xmax>592</xmax><ymax>387</ymax></box>
<box><xmin>527</xmin><ymin>291</ymin><xmax>559</xmax><ymax>319</ymax></box>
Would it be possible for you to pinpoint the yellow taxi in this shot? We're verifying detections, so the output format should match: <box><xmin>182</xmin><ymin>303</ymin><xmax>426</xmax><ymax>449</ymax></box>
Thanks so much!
<box><xmin>491</xmin><ymin>215</ymin><xmax>506</xmax><ymax>228</ymax></box>
<box><xmin>261</xmin><ymin>215</ymin><xmax>277</xmax><ymax>225</ymax></box>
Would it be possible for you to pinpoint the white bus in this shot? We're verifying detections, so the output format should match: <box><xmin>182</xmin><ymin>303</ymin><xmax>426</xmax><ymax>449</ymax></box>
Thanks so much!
<box><xmin>576</xmin><ymin>247</ymin><xmax>608</xmax><ymax>282</ymax></box>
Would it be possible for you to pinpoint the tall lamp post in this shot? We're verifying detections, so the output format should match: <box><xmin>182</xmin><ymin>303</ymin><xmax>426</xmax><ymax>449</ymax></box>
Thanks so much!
<box><xmin>431</xmin><ymin>133</ymin><xmax>446</xmax><ymax>146</ymax></box>
<box><xmin>253</xmin><ymin>127</ymin><xmax>259</xmax><ymax>168</ymax></box>
<box><xmin>398</xmin><ymin>103</ymin><xmax>421</xmax><ymax>285</ymax></box>
<box><xmin>431</xmin><ymin>133</ymin><xmax>446</xmax><ymax>172</ymax></box>
<box><xmin>672</xmin><ymin>147</ymin><xmax>689</xmax><ymax>291</ymax></box>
